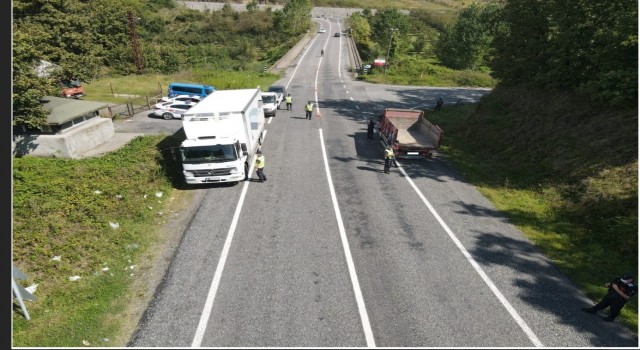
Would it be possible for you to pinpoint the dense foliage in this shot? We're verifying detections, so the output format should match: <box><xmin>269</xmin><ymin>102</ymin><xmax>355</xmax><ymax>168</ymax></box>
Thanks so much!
<box><xmin>12</xmin><ymin>0</ymin><xmax>312</xmax><ymax>128</ymax></box>
<box><xmin>348</xmin><ymin>0</ymin><xmax>637</xmax><ymax>105</ymax></box>
<box><xmin>491</xmin><ymin>0</ymin><xmax>637</xmax><ymax>105</ymax></box>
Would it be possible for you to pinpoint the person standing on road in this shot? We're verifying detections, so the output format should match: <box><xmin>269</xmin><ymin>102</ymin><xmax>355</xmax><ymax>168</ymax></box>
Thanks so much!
<box><xmin>285</xmin><ymin>93</ymin><xmax>293</xmax><ymax>111</ymax></box>
<box><xmin>582</xmin><ymin>272</ymin><xmax>636</xmax><ymax>322</ymax></box>
<box><xmin>305</xmin><ymin>101</ymin><xmax>314</xmax><ymax>120</ymax></box>
<box><xmin>435</xmin><ymin>98</ymin><xmax>444</xmax><ymax>112</ymax></box>
<box><xmin>367</xmin><ymin>118</ymin><xmax>375</xmax><ymax>139</ymax></box>
<box><xmin>384</xmin><ymin>146</ymin><xmax>395</xmax><ymax>174</ymax></box>
<box><xmin>255</xmin><ymin>150</ymin><xmax>267</xmax><ymax>182</ymax></box>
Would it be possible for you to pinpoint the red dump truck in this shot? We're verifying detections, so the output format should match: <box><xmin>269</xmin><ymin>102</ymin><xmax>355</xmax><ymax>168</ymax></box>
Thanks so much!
<box><xmin>378</xmin><ymin>108</ymin><xmax>444</xmax><ymax>159</ymax></box>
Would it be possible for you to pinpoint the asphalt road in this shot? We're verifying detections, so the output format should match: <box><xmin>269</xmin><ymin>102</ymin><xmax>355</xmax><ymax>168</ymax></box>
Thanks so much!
<box><xmin>125</xmin><ymin>16</ymin><xmax>638</xmax><ymax>348</ymax></box>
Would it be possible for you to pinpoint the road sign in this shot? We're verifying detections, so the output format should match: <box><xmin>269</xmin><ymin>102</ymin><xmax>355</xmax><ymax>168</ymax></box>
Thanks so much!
<box><xmin>13</xmin><ymin>264</ymin><xmax>36</xmax><ymax>320</ymax></box>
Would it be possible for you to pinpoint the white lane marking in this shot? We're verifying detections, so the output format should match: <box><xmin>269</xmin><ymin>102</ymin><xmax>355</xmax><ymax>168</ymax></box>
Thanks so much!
<box><xmin>337</xmin><ymin>22</ymin><xmax>342</xmax><ymax>78</ymax></box>
<box><xmin>319</xmin><ymin>129</ymin><xmax>376</xmax><ymax>347</ymax></box>
<box><xmin>394</xmin><ymin>164</ymin><xmax>544</xmax><ymax>347</ymax></box>
<box><xmin>191</xmin><ymin>131</ymin><xmax>269</xmax><ymax>347</ymax></box>
<box><xmin>314</xmin><ymin>48</ymin><xmax>322</xmax><ymax>114</ymax></box>
<box><xmin>284</xmin><ymin>33</ymin><xmax>320</xmax><ymax>91</ymax></box>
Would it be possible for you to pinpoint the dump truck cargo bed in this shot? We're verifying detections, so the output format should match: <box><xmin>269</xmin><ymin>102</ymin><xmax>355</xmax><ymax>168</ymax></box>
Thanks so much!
<box><xmin>379</xmin><ymin>108</ymin><xmax>443</xmax><ymax>159</ymax></box>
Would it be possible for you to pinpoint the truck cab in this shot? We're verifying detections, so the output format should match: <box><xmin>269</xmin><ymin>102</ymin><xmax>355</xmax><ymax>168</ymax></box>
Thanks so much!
<box><xmin>179</xmin><ymin>88</ymin><xmax>266</xmax><ymax>185</ymax></box>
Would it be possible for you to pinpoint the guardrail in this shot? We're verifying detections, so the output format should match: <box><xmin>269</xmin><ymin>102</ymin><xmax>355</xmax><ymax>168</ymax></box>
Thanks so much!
<box><xmin>346</xmin><ymin>32</ymin><xmax>363</xmax><ymax>74</ymax></box>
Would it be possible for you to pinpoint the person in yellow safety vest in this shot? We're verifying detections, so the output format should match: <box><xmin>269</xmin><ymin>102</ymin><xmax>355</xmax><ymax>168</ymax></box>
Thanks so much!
<box><xmin>305</xmin><ymin>101</ymin><xmax>314</xmax><ymax>120</ymax></box>
<box><xmin>285</xmin><ymin>94</ymin><xmax>293</xmax><ymax>111</ymax></box>
<box><xmin>384</xmin><ymin>146</ymin><xmax>395</xmax><ymax>174</ymax></box>
<box><xmin>255</xmin><ymin>150</ymin><xmax>267</xmax><ymax>182</ymax></box>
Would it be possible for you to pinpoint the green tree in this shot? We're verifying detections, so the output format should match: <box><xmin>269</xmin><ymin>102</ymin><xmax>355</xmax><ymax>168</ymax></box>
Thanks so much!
<box><xmin>544</xmin><ymin>0</ymin><xmax>637</xmax><ymax>104</ymax></box>
<box><xmin>490</xmin><ymin>0</ymin><xmax>637</xmax><ymax>105</ymax></box>
<box><xmin>347</xmin><ymin>13</ymin><xmax>375</xmax><ymax>60</ymax></box>
<box><xmin>434</xmin><ymin>3</ymin><xmax>498</xmax><ymax>70</ymax></box>
<box><xmin>369</xmin><ymin>9</ymin><xmax>410</xmax><ymax>59</ymax></box>
<box><xmin>490</xmin><ymin>0</ymin><xmax>553</xmax><ymax>85</ymax></box>
<box><xmin>13</xmin><ymin>0</ymin><xmax>102</xmax><ymax>83</ymax></box>
<box><xmin>278</xmin><ymin>0</ymin><xmax>312</xmax><ymax>36</ymax></box>
<box><xmin>12</xmin><ymin>26</ymin><xmax>56</xmax><ymax>129</ymax></box>
<box><xmin>246</xmin><ymin>0</ymin><xmax>258</xmax><ymax>13</ymax></box>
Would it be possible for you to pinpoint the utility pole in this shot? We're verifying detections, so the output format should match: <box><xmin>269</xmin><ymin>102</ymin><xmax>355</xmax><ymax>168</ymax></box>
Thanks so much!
<box><xmin>127</xmin><ymin>11</ymin><xmax>144</xmax><ymax>74</ymax></box>
<box><xmin>384</xmin><ymin>28</ymin><xmax>397</xmax><ymax>75</ymax></box>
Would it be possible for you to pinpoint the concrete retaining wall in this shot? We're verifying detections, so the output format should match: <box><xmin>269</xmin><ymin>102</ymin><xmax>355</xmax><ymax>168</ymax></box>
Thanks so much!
<box><xmin>13</xmin><ymin>117</ymin><xmax>115</xmax><ymax>159</ymax></box>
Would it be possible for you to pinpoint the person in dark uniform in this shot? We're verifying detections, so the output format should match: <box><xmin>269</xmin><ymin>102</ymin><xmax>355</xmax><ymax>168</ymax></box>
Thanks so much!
<box><xmin>435</xmin><ymin>97</ymin><xmax>443</xmax><ymax>112</ymax></box>
<box><xmin>582</xmin><ymin>272</ymin><xmax>637</xmax><ymax>321</ymax></box>
<box><xmin>367</xmin><ymin>118</ymin><xmax>375</xmax><ymax>139</ymax></box>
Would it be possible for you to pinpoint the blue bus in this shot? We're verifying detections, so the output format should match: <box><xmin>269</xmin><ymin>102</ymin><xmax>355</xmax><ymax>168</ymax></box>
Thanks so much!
<box><xmin>168</xmin><ymin>82</ymin><xmax>215</xmax><ymax>98</ymax></box>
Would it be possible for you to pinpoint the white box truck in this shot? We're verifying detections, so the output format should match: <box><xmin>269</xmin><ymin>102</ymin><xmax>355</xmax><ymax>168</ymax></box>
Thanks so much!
<box><xmin>179</xmin><ymin>88</ymin><xmax>266</xmax><ymax>185</ymax></box>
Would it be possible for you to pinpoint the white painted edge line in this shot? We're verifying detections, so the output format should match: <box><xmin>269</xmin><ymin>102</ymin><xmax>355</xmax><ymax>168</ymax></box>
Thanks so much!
<box><xmin>396</xmin><ymin>164</ymin><xmax>544</xmax><ymax>347</ymax></box>
<box><xmin>337</xmin><ymin>22</ymin><xmax>342</xmax><ymax>78</ymax></box>
<box><xmin>191</xmin><ymin>131</ymin><xmax>269</xmax><ymax>347</ymax></box>
<box><xmin>319</xmin><ymin>129</ymin><xmax>376</xmax><ymax>347</ymax></box>
<box><xmin>284</xmin><ymin>32</ymin><xmax>319</xmax><ymax>91</ymax></box>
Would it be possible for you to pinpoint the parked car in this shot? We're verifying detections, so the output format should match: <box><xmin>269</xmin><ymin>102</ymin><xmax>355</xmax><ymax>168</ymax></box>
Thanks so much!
<box><xmin>152</xmin><ymin>101</ymin><xmax>197</xmax><ymax>120</ymax></box>
<box><xmin>155</xmin><ymin>95</ymin><xmax>202</xmax><ymax>109</ymax></box>
<box><xmin>60</xmin><ymin>80</ymin><xmax>84</xmax><ymax>98</ymax></box>
<box><xmin>261</xmin><ymin>92</ymin><xmax>279</xmax><ymax>117</ymax></box>
<box><xmin>267</xmin><ymin>85</ymin><xmax>285</xmax><ymax>106</ymax></box>
<box><xmin>319</xmin><ymin>28</ymin><xmax>326</xmax><ymax>33</ymax></box>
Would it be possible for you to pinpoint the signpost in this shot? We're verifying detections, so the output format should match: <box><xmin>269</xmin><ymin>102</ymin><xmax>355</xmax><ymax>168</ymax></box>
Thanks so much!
<box><xmin>12</xmin><ymin>264</ymin><xmax>36</xmax><ymax>320</ymax></box>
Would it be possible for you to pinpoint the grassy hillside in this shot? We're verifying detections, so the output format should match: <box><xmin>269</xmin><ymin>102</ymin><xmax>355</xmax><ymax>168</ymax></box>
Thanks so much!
<box><xmin>428</xmin><ymin>85</ymin><xmax>638</xmax><ymax>332</ymax></box>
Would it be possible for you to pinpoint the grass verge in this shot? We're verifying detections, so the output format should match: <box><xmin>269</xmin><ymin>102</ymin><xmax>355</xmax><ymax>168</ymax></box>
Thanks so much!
<box><xmin>12</xmin><ymin>134</ymin><xmax>187</xmax><ymax>347</ymax></box>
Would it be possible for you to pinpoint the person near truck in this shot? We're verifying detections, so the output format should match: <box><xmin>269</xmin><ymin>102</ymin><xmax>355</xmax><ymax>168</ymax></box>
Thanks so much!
<box><xmin>255</xmin><ymin>150</ymin><xmax>267</xmax><ymax>183</ymax></box>
<box><xmin>384</xmin><ymin>146</ymin><xmax>395</xmax><ymax>174</ymax></box>
<box><xmin>367</xmin><ymin>118</ymin><xmax>375</xmax><ymax>139</ymax></box>
<box><xmin>582</xmin><ymin>272</ymin><xmax>636</xmax><ymax>322</ymax></box>
<box><xmin>285</xmin><ymin>94</ymin><xmax>293</xmax><ymax>111</ymax></box>
<box><xmin>305</xmin><ymin>101</ymin><xmax>314</xmax><ymax>120</ymax></box>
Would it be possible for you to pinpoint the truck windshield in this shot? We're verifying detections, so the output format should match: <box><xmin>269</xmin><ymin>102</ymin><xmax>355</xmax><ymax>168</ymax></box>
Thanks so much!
<box><xmin>262</xmin><ymin>95</ymin><xmax>276</xmax><ymax>103</ymax></box>
<box><xmin>180</xmin><ymin>144</ymin><xmax>237</xmax><ymax>163</ymax></box>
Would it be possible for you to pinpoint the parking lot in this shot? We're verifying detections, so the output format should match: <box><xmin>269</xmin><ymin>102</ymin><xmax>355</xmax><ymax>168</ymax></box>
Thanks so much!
<box><xmin>113</xmin><ymin>110</ymin><xmax>183</xmax><ymax>136</ymax></box>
